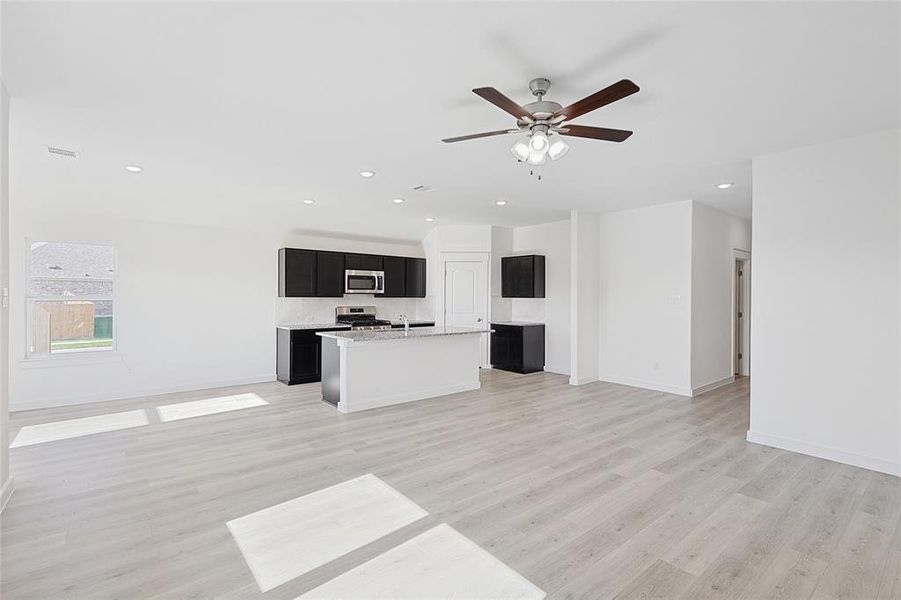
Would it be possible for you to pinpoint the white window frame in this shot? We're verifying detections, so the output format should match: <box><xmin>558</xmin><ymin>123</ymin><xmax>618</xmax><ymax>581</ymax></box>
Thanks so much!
<box><xmin>25</xmin><ymin>239</ymin><xmax>118</xmax><ymax>359</ymax></box>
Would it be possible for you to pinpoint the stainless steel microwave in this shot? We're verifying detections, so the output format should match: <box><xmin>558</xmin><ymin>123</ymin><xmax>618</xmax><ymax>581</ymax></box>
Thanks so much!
<box><xmin>345</xmin><ymin>270</ymin><xmax>385</xmax><ymax>294</ymax></box>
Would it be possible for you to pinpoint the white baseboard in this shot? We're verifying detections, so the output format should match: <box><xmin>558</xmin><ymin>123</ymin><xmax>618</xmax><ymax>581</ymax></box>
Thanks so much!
<box><xmin>746</xmin><ymin>431</ymin><xmax>901</xmax><ymax>477</ymax></box>
<box><xmin>544</xmin><ymin>365</ymin><xmax>570</xmax><ymax>376</ymax></box>
<box><xmin>340</xmin><ymin>381</ymin><xmax>480</xmax><ymax>413</ymax></box>
<box><xmin>569</xmin><ymin>375</ymin><xmax>599</xmax><ymax>386</ymax></box>
<box><xmin>691</xmin><ymin>376</ymin><xmax>735</xmax><ymax>397</ymax></box>
<box><xmin>11</xmin><ymin>374</ymin><xmax>277</xmax><ymax>412</ymax></box>
<box><xmin>598</xmin><ymin>374</ymin><xmax>691</xmax><ymax>397</ymax></box>
<box><xmin>0</xmin><ymin>476</ymin><xmax>15</xmax><ymax>514</ymax></box>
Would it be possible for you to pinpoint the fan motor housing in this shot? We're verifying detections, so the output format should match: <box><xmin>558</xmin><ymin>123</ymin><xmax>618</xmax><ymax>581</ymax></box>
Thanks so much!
<box><xmin>517</xmin><ymin>100</ymin><xmax>563</xmax><ymax>127</ymax></box>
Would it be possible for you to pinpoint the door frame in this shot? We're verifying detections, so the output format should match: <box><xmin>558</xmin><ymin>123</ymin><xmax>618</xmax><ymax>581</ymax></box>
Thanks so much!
<box><xmin>439</xmin><ymin>252</ymin><xmax>490</xmax><ymax>368</ymax></box>
<box><xmin>733</xmin><ymin>249</ymin><xmax>751</xmax><ymax>377</ymax></box>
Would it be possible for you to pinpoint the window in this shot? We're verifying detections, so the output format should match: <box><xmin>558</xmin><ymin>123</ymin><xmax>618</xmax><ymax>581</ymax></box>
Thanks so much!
<box><xmin>27</xmin><ymin>241</ymin><xmax>115</xmax><ymax>356</ymax></box>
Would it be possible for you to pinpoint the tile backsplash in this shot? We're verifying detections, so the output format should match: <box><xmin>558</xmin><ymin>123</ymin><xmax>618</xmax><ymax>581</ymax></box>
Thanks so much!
<box><xmin>276</xmin><ymin>296</ymin><xmax>435</xmax><ymax>325</ymax></box>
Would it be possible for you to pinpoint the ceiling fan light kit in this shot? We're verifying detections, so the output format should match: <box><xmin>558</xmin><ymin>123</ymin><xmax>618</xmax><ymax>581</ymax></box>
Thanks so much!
<box><xmin>443</xmin><ymin>77</ymin><xmax>639</xmax><ymax>170</ymax></box>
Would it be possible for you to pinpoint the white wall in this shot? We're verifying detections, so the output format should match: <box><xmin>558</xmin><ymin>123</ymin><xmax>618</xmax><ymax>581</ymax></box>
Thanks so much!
<box><xmin>0</xmin><ymin>78</ymin><xmax>12</xmax><ymax>506</ymax></box>
<box><xmin>570</xmin><ymin>210</ymin><xmax>600</xmax><ymax>385</ymax></box>
<box><xmin>511</xmin><ymin>220</ymin><xmax>570</xmax><ymax>375</ymax></box>
<box><xmin>690</xmin><ymin>202</ymin><xmax>751</xmax><ymax>392</ymax></box>
<box><xmin>423</xmin><ymin>225</ymin><xmax>492</xmax><ymax>326</ymax></box>
<box><xmin>749</xmin><ymin>129</ymin><xmax>900</xmax><ymax>476</ymax></box>
<box><xmin>9</xmin><ymin>210</ymin><xmax>277</xmax><ymax>410</ymax></box>
<box><xmin>489</xmin><ymin>226</ymin><xmax>513</xmax><ymax>323</ymax></box>
<box><xmin>598</xmin><ymin>201</ymin><xmax>693</xmax><ymax>395</ymax></box>
<box><xmin>282</xmin><ymin>232</ymin><xmax>424</xmax><ymax>258</ymax></box>
<box><xmin>8</xmin><ymin>208</ymin><xmax>431</xmax><ymax>410</ymax></box>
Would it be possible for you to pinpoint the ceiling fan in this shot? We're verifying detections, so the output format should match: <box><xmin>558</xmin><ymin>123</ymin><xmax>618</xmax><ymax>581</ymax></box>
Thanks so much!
<box><xmin>442</xmin><ymin>77</ymin><xmax>639</xmax><ymax>166</ymax></box>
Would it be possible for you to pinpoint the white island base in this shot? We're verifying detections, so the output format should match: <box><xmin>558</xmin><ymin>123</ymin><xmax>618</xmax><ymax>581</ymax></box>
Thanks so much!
<box><xmin>318</xmin><ymin>328</ymin><xmax>490</xmax><ymax>413</ymax></box>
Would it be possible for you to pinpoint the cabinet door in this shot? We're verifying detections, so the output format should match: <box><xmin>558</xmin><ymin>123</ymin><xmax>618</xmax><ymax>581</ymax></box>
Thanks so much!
<box><xmin>381</xmin><ymin>256</ymin><xmax>406</xmax><ymax>297</ymax></box>
<box><xmin>279</xmin><ymin>248</ymin><xmax>316</xmax><ymax>297</ymax></box>
<box><xmin>490</xmin><ymin>330</ymin><xmax>510</xmax><ymax>366</ymax></box>
<box><xmin>316</xmin><ymin>251</ymin><xmax>345</xmax><ymax>297</ymax></box>
<box><xmin>491</xmin><ymin>327</ymin><xmax>521</xmax><ymax>368</ymax></box>
<box><xmin>345</xmin><ymin>253</ymin><xmax>383</xmax><ymax>271</ymax></box>
<box><xmin>501</xmin><ymin>257</ymin><xmax>515</xmax><ymax>298</ymax></box>
<box><xmin>532</xmin><ymin>255</ymin><xmax>546</xmax><ymax>298</ymax></box>
<box><xmin>291</xmin><ymin>341</ymin><xmax>320</xmax><ymax>380</ymax></box>
<box><xmin>512</xmin><ymin>256</ymin><xmax>533</xmax><ymax>298</ymax></box>
<box><xmin>405</xmin><ymin>258</ymin><xmax>427</xmax><ymax>298</ymax></box>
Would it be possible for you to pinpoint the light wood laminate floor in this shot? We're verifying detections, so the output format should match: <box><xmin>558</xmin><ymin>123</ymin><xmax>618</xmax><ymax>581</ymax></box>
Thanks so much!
<box><xmin>3</xmin><ymin>370</ymin><xmax>899</xmax><ymax>599</ymax></box>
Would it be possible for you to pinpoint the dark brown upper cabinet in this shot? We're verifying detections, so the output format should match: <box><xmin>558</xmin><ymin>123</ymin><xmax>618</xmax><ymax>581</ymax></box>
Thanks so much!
<box><xmin>501</xmin><ymin>255</ymin><xmax>545</xmax><ymax>298</ymax></box>
<box><xmin>405</xmin><ymin>257</ymin><xmax>427</xmax><ymax>298</ymax></box>
<box><xmin>279</xmin><ymin>248</ymin><xmax>317</xmax><ymax>297</ymax></box>
<box><xmin>278</xmin><ymin>248</ymin><xmax>426</xmax><ymax>298</ymax></box>
<box><xmin>381</xmin><ymin>255</ymin><xmax>407</xmax><ymax>297</ymax></box>
<box><xmin>316</xmin><ymin>251</ymin><xmax>346</xmax><ymax>297</ymax></box>
<box><xmin>344</xmin><ymin>253</ymin><xmax>383</xmax><ymax>271</ymax></box>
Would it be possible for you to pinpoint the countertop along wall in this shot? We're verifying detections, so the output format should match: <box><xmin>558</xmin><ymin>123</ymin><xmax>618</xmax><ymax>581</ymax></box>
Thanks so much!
<box><xmin>750</xmin><ymin>129</ymin><xmax>900</xmax><ymax>475</ymax></box>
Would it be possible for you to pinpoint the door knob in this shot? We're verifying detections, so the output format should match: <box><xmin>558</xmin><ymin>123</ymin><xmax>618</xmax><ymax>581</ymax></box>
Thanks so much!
<box><xmin>477</xmin><ymin>318</ymin><xmax>483</xmax><ymax>322</ymax></box>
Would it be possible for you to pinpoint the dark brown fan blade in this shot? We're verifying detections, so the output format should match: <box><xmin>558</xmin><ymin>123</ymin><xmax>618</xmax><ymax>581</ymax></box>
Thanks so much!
<box><xmin>552</xmin><ymin>79</ymin><xmax>640</xmax><ymax>121</ymax></box>
<box><xmin>472</xmin><ymin>87</ymin><xmax>534</xmax><ymax>120</ymax></box>
<box><xmin>441</xmin><ymin>129</ymin><xmax>517</xmax><ymax>143</ymax></box>
<box><xmin>558</xmin><ymin>125</ymin><xmax>633</xmax><ymax>142</ymax></box>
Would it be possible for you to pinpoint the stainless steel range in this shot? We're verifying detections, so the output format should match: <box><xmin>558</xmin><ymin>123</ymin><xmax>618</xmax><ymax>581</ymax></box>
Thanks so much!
<box><xmin>335</xmin><ymin>306</ymin><xmax>392</xmax><ymax>331</ymax></box>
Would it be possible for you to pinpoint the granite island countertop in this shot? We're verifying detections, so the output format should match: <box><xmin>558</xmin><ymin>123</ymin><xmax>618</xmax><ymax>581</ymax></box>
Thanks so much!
<box><xmin>276</xmin><ymin>323</ymin><xmax>352</xmax><ymax>331</ymax></box>
<box><xmin>317</xmin><ymin>326</ymin><xmax>492</xmax><ymax>345</ymax></box>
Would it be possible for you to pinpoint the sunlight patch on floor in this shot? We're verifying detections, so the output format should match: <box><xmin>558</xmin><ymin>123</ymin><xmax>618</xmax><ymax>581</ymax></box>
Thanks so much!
<box><xmin>10</xmin><ymin>409</ymin><xmax>150</xmax><ymax>448</ymax></box>
<box><xmin>226</xmin><ymin>474</ymin><xmax>428</xmax><ymax>592</ymax></box>
<box><xmin>156</xmin><ymin>393</ymin><xmax>268</xmax><ymax>422</ymax></box>
<box><xmin>298</xmin><ymin>523</ymin><xmax>546</xmax><ymax>599</ymax></box>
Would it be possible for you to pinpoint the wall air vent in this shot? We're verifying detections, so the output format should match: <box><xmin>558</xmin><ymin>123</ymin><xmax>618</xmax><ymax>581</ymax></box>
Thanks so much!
<box><xmin>47</xmin><ymin>147</ymin><xmax>79</xmax><ymax>159</ymax></box>
<box><xmin>411</xmin><ymin>184</ymin><xmax>436</xmax><ymax>193</ymax></box>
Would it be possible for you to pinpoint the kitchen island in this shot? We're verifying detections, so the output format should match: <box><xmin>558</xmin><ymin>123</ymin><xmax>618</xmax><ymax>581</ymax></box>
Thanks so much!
<box><xmin>317</xmin><ymin>327</ymin><xmax>491</xmax><ymax>413</ymax></box>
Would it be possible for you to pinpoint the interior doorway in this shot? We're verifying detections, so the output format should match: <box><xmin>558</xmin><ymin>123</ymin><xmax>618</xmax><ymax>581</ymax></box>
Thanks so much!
<box><xmin>442</xmin><ymin>254</ymin><xmax>489</xmax><ymax>368</ymax></box>
<box><xmin>734</xmin><ymin>251</ymin><xmax>751</xmax><ymax>376</ymax></box>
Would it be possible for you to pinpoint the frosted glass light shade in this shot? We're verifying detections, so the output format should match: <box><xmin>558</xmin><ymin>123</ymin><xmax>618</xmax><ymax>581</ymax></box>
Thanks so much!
<box><xmin>527</xmin><ymin>149</ymin><xmax>547</xmax><ymax>166</ymax></box>
<box><xmin>528</xmin><ymin>131</ymin><xmax>549</xmax><ymax>152</ymax></box>
<box><xmin>510</xmin><ymin>140</ymin><xmax>529</xmax><ymax>161</ymax></box>
<box><xmin>548</xmin><ymin>138</ymin><xmax>570</xmax><ymax>160</ymax></box>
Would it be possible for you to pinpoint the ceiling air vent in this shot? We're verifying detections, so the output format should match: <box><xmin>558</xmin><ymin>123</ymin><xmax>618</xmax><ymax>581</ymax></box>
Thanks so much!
<box><xmin>411</xmin><ymin>184</ymin><xmax>436</xmax><ymax>193</ymax></box>
<box><xmin>47</xmin><ymin>147</ymin><xmax>79</xmax><ymax>159</ymax></box>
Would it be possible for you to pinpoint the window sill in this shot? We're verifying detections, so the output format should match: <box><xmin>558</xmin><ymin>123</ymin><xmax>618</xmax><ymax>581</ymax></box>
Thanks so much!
<box><xmin>19</xmin><ymin>350</ymin><xmax>123</xmax><ymax>369</ymax></box>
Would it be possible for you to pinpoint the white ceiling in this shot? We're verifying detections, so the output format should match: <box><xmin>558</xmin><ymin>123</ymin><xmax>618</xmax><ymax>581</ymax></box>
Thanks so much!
<box><xmin>4</xmin><ymin>1</ymin><xmax>899</xmax><ymax>241</ymax></box>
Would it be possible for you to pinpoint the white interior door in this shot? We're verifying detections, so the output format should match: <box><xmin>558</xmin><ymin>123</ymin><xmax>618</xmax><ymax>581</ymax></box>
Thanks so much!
<box><xmin>444</xmin><ymin>258</ymin><xmax>488</xmax><ymax>367</ymax></box>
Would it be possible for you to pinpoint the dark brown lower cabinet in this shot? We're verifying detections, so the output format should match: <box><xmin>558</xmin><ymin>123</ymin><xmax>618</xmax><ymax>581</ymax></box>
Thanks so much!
<box><xmin>277</xmin><ymin>328</ymin><xmax>346</xmax><ymax>385</ymax></box>
<box><xmin>490</xmin><ymin>323</ymin><xmax>545</xmax><ymax>374</ymax></box>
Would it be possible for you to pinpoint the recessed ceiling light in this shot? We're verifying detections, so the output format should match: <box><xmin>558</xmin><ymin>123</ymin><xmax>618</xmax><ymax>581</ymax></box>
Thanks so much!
<box><xmin>124</xmin><ymin>164</ymin><xmax>143</xmax><ymax>173</ymax></box>
<box><xmin>303</xmin><ymin>199</ymin><xmax>315</xmax><ymax>205</ymax></box>
<box><xmin>425</xmin><ymin>217</ymin><xmax>436</xmax><ymax>223</ymax></box>
<box><xmin>360</xmin><ymin>170</ymin><xmax>375</xmax><ymax>178</ymax></box>
<box><xmin>716</xmin><ymin>182</ymin><xmax>733</xmax><ymax>189</ymax></box>
<box><xmin>392</xmin><ymin>198</ymin><xmax>405</xmax><ymax>204</ymax></box>
<box><xmin>495</xmin><ymin>200</ymin><xmax>508</xmax><ymax>206</ymax></box>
